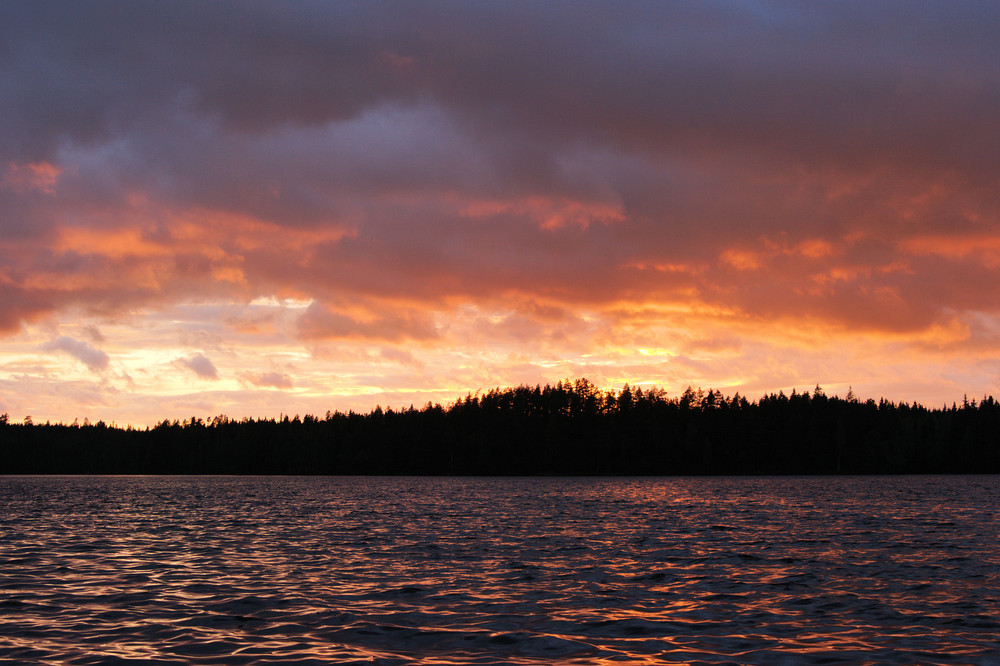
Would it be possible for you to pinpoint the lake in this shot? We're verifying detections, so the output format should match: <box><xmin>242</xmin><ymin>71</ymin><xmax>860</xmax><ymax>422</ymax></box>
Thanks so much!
<box><xmin>0</xmin><ymin>475</ymin><xmax>998</xmax><ymax>664</ymax></box>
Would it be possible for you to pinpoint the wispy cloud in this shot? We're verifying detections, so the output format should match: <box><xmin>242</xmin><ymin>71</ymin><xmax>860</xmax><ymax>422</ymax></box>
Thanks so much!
<box><xmin>41</xmin><ymin>336</ymin><xmax>109</xmax><ymax>372</ymax></box>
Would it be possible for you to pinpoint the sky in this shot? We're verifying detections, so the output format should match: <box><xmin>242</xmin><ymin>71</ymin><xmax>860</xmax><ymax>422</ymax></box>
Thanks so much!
<box><xmin>2</xmin><ymin>1</ymin><xmax>1000</xmax><ymax>426</ymax></box>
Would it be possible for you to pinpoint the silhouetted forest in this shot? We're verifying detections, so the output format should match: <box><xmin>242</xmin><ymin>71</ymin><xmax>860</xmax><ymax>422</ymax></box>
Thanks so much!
<box><xmin>2</xmin><ymin>379</ymin><xmax>999</xmax><ymax>474</ymax></box>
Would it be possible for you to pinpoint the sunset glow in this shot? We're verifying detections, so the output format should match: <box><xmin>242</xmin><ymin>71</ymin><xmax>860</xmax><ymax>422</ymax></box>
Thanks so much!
<box><xmin>2</xmin><ymin>2</ymin><xmax>1000</xmax><ymax>426</ymax></box>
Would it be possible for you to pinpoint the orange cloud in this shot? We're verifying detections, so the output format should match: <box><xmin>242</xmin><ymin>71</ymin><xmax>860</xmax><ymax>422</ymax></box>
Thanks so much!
<box><xmin>461</xmin><ymin>196</ymin><xmax>624</xmax><ymax>230</ymax></box>
<box><xmin>899</xmin><ymin>234</ymin><xmax>1000</xmax><ymax>262</ymax></box>
<box><xmin>797</xmin><ymin>239</ymin><xmax>833</xmax><ymax>258</ymax></box>
<box><xmin>720</xmin><ymin>249</ymin><xmax>761</xmax><ymax>271</ymax></box>
<box><xmin>297</xmin><ymin>302</ymin><xmax>440</xmax><ymax>342</ymax></box>
<box><xmin>3</xmin><ymin>161</ymin><xmax>63</xmax><ymax>194</ymax></box>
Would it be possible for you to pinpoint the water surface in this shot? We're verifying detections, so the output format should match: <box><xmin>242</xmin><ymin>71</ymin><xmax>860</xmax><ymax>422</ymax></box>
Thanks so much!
<box><xmin>1</xmin><ymin>475</ymin><xmax>998</xmax><ymax>664</ymax></box>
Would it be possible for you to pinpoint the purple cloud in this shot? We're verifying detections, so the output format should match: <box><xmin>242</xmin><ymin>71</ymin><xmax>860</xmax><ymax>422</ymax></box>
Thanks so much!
<box><xmin>250</xmin><ymin>371</ymin><xmax>293</xmax><ymax>389</ymax></box>
<box><xmin>41</xmin><ymin>336</ymin><xmax>109</xmax><ymax>372</ymax></box>
<box><xmin>178</xmin><ymin>353</ymin><xmax>219</xmax><ymax>380</ymax></box>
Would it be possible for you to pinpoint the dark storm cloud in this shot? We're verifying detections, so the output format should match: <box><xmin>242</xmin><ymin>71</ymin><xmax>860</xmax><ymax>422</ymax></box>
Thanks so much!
<box><xmin>1</xmin><ymin>1</ymin><xmax>999</xmax><ymax>337</ymax></box>
<box><xmin>5</xmin><ymin>1</ymin><xmax>997</xmax><ymax>170</ymax></box>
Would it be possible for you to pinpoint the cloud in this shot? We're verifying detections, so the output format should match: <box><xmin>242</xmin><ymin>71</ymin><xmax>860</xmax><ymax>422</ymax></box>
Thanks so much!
<box><xmin>378</xmin><ymin>347</ymin><xmax>420</xmax><ymax>367</ymax></box>
<box><xmin>178</xmin><ymin>353</ymin><xmax>219</xmax><ymax>380</ymax></box>
<box><xmin>297</xmin><ymin>301</ymin><xmax>439</xmax><ymax>342</ymax></box>
<box><xmin>2</xmin><ymin>2</ymin><xmax>1000</xmax><ymax>422</ymax></box>
<box><xmin>2</xmin><ymin>2</ymin><xmax>998</xmax><ymax>337</ymax></box>
<box><xmin>41</xmin><ymin>336</ymin><xmax>109</xmax><ymax>372</ymax></box>
<box><xmin>248</xmin><ymin>371</ymin><xmax>293</xmax><ymax>389</ymax></box>
<box><xmin>0</xmin><ymin>285</ymin><xmax>40</xmax><ymax>334</ymax></box>
<box><xmin>82</xmin><ymin>325</ymin><xmax>105</xmax><ymax>343</ymax></box>
<box><xmin>3</xmin><ymin>161</ymin><xmax>63</xmax><ymax>194</ymax></box>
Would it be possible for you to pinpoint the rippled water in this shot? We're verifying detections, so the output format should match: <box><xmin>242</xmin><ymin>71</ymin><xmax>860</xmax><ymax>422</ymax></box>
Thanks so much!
<box><xmin>1</xmin><ymin>475</ymin><xmax>998</xmax><ymax>664</ymax></box>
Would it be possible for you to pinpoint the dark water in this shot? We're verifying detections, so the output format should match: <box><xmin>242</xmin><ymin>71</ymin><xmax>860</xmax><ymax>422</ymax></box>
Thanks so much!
<box><xmin>0</xmin><ymin>476</ymin><xmax>998</xmax><ymax>665</ymax></box>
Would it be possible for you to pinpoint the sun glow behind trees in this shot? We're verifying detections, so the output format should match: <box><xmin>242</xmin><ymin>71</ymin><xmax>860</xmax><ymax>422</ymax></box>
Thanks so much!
<box><xmin>2</xmin><ymin>380</ymin><xmax>999</xmax><ymax>475</ymax></box>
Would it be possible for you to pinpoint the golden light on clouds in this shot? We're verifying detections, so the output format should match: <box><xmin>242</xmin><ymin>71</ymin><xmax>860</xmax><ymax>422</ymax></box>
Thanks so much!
<box><xmin>2</xmin><ymin>3</ymin><xmax>1000</xmax><ymax>425</ymax></box>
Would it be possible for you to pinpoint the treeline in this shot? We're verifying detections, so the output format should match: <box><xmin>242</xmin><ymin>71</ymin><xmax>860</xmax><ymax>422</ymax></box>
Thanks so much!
<box><xmin>2</xmin><ymin>379</ymin><xmax>999</xmax><ymax>474</ymax></box>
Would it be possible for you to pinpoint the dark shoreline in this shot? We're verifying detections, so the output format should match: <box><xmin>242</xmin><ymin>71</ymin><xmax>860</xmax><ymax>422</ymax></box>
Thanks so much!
<box><xmin>3</xmin><ymin>380</ymin><xmax>999</xmax><ymax>475</ymax></box>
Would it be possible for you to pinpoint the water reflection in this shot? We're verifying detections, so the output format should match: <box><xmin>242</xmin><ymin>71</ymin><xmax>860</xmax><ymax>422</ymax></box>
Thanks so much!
<box><xmin>0</xmin><ymin>475</ymin><xmax>998</xmax><ymax>664</ymax></box>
